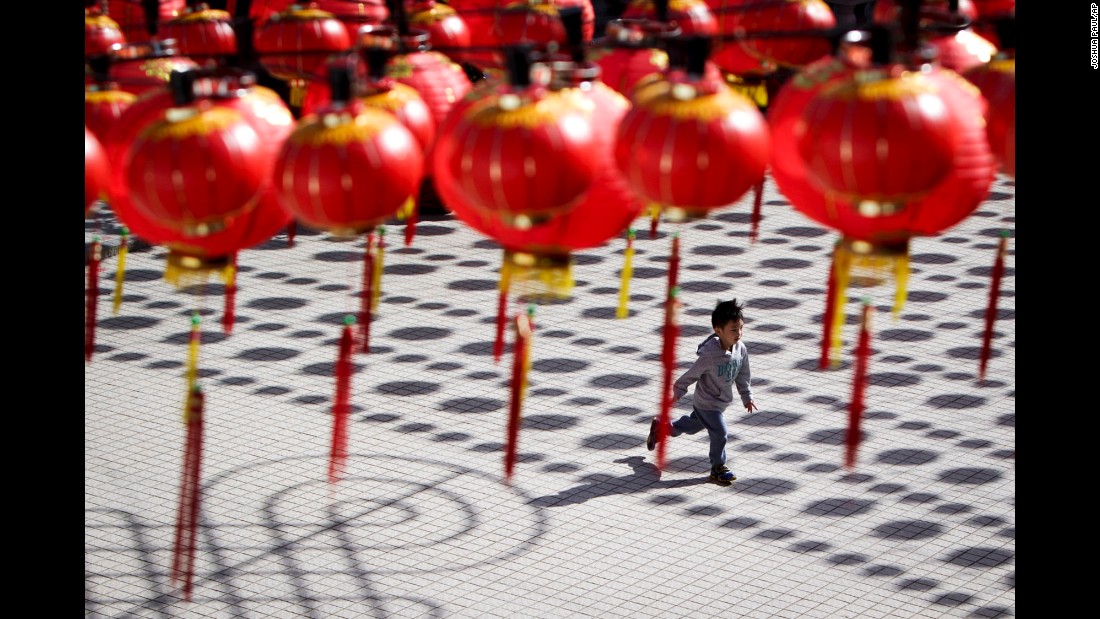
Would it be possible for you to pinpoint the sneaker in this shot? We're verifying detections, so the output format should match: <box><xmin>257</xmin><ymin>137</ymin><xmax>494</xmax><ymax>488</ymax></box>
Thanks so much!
<box><xmin>710</xmin><ymin>465</ymin><xmax>736</xmax><ymax>483</ymax></box>
<box><xmin>646</xmin><ymin>417</ymin><xmax>659</xmax><ymax>451</ymax></box>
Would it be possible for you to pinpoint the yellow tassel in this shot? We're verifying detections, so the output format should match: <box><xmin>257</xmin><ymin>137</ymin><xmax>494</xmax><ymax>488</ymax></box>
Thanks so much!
<box><xmin>371</xmin><ymin>226</ymin><xmax>385</xmax><ymax>312</ymax></box>
<box><xmin>184</xmin><ymin>313</ymin><xmax>201</xmax><ymax>396</ymax></box>
<box><xmin>830</xmin><ymin>245</ymin><xmax>851</xmax><ymax>369</ymax></box>
<box><xmin>289</xmin><ymin>79</ymin><xmax>307</xmax><ymax>109</ymax></box>
<box><xmin>892</xmin><ymin>251</ymin><xmax>909</xmax><ymax>318</ymax></box>
<box><xmin>112</xmin><ymin>228</ymin><xmax>129</xmax><ymax>315</ymax></box>
<box><xmin>616</xmin><ymin>229</ymin><xmax>636</xmax><ymax>319</ymax></box>
<box><xmin>396</xmin><ymin>196</ymin><xmax>415</xmax><ymax>221</ymax></box>
<box><xmin>500</xmin><ymin>251</ymin><xmax>574</xmax><ymax>301</ymax></box>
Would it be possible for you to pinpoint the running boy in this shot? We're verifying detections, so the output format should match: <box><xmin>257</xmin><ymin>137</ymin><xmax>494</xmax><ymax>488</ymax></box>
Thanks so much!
<box><xmin>647</xmin><ymin>298</ymin><xmax>758</xmax><ymax>483</ymax></box>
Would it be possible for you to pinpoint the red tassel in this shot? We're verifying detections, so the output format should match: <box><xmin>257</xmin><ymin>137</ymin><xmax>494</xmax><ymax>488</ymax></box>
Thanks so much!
<box><xmin>86</xmin><ymin>238</ymin><xmax>102</xmax><ymax>363</ymax></box>
<box><xmin>221</xmin><ymin>253</ymin><xmax>238</xmax><ymax>335</ymax></box>
<box><xmin>359</xmin><ymin>232</ymin><xmax>375</xmax><ymax>354</ymax></box>
<box><xmin>819</xmin><ymin>248</ymin><xmax>838</xmax><ymax>370</ymax></box>
<box><xmin>845</xmin><ymin>302</ymin><xmax>872</xmax><ymax>469</ymax></box>
<box><xmin>978</xmin><ymin>234</ymin><xmax>1008</xmax><ymax>380</ymax></box>
<box><xmin>667</xmin><ymin>232</ymin><xmax>681</xmax><ymax>292</ymax></box>
<box><xmin>286</xmin><ymin>220</ymin><xmax>297</xmax><ymax>248</ymax></box>
<box><xmin>656</xmin><ymin>287</ymin><xmax>681</xmax><ymax>472</ymax></box>
<box><xmin>750</xmin><ymin>177</ymin><xmax>764</xmax><ymax>243</ymax></box>
<box><xmin>171</xmin><ymin>384</ymin><xmax>204</xmax><ymax>601</ymax></box>
<box><xmin>504</xmin><ymin>307</ymin><xmax>534</xmax><ymax>483</ymax></box>
<box><xmin>404</xmin><ymin>201</ymin><xmax>417</xmax><ymax>247</ymax></box>
<box><xmin>329</xmin><ymin>317</ymin><xmax>355</xmax><ymax>484</ymax></box>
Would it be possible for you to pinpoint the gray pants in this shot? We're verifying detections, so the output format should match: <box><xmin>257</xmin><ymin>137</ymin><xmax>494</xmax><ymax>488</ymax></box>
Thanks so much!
<box><xmin>671</xmin><ymin>407</ymin><xmax>729</xmax><ymax>469</ymax></box>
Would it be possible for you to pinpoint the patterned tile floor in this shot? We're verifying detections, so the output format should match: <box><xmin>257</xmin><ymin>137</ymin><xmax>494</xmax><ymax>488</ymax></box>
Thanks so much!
<box><xmin>85</xmin><ymin>173</ymin><xmax>1015</xmax><ymax>618</ymax></box>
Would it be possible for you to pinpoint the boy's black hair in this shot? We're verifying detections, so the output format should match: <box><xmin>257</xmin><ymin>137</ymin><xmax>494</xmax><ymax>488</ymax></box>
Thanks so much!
<box><xmin>711</xmin><ymin>298</ymin><xmax>746</xmax><ymax>328</ymax></box>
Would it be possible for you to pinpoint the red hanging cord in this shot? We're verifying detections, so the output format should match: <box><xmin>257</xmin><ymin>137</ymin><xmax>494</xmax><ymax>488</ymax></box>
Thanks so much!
<box><xmin>845</xmin><ymin>300</ymin><xmax>873</xmax><ymax>469</ymax></box>
<box><xmin>359</xmin><ymin>232</ymin><xmax>376</xmax><ymax>354</ymax></box>
<box><xmin>171</xmin><ymin>382</ymin><xmax>204</xmax><ymax>602</ymax></box>
<box><xmin>750</xmin><ymin>176</ymin><xmax>764</xmax><ymax>243</ymax></box>
<box><xmin>656</xmin><ymin>286</ymin><xmax>682</xmax><ymax>473</ymax></box>
<box><xmin>86</xmin><ymin>237</ymin><xmax>102</xmax><ymax>363</ymax></box>
<box><xmin>819</xmin><ymin>244</ymin><xmax>839</xmax><ymax>370</ymax></box>
<box><xmin>221</xmin><ymin>252</ymin><xmax>238</xmax><ymax>335</ymax></box>
<box><xmin>649</xmin><ymin>204</ymin><xmax>660</xmax><ymax>239</ymax></box>
<box><xmin>504</xmin><ymin>305</ymin><xmax>535</xmax><ymax>484</ymax></box>
<box><xmin>329</xmin><ymin>316</ymin><xmax>356</xmax><ymax>483</ymax></box>
<box><xmin>286</xmin><ymin>220</ymin><xmax>297</xmax><ymax>248</ymax></box>
<box><xmin>978</xmin><ymin>233</ymin><xmax>1008</xmax><ymax>380</ymax></box>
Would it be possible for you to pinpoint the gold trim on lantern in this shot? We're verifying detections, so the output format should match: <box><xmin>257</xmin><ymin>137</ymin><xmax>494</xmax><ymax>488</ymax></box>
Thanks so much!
<box><xmin>836</xmin><ymin>238</ymin><xmax>910</xmax><ymax>314</ymax></box>
<box><xmin>163</xmin><ymin>251</ymin><xmax>234</xmax><ymax>288</ymax></box>
<box><xmin>360</xmin><ymin>83</ymin><xmax>423</xmax><ymax>113</ymax></box>
<box><xmin>501</xmin><ymin>251</ymin><xmax>574</xmax><ymax>301</ymax></box>
<box><xmin>639</xmin><ymin>84</ymin><xmax>757</xmax><ymax>121</ymax></box>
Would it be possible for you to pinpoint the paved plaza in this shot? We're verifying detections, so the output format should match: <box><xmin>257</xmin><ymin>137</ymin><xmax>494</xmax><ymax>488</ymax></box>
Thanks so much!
<box><xmin>85</xmin><ymin>173</ymin><xmax>1015</xmax><ymax>618</ymax></box>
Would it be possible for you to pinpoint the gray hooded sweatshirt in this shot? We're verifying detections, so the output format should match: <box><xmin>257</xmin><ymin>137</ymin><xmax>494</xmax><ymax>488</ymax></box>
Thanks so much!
<box><xmin>672</xmin><ymin>333</ymin><xmax>753</xmax><ymax>412</ymax></box>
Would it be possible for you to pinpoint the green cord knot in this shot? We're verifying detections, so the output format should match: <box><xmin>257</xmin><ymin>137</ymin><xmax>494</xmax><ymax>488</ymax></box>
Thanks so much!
<box><xmin>344</xmin><ymin>314</ymin><xmax>356</xmax><ymax>326</ymax></box>
<box><xmin>191</xmin><ymin>313</ymin><xmax>201</xmax><ymax>326</ymax></box>
<box><xmin>526</xmin><ymin>303</ymin><xmax>536</xmax><ymax>318</ymax></box>
<box><xmin>627</xmin><ymin>228</ymin><xmax>636</xmax><ymax>240</ymax></box>
<box><xmin>670</xmin><ymin>286</ymin><xmax>681</xmax><ymax>299</ymax></box>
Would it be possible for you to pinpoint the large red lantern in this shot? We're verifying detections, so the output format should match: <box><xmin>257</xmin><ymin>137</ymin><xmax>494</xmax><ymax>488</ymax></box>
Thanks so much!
<box><xmin>795</xmin><ymin>70</ymin><xmax>957</xmax><ymax>210</ymax></box>
<box><xmin>109</xmin><ymin>71</ymin><xmax>295</xmax><ymax>281</ymax></box>
<box><xmin>86</xmin><ymin>127</ymin><xmax>112</xmax><ymax>219</ymax></box>
<box><xmin>770</xmin><ymin>44</ymin><xmax>994</xmax><ymax>369</ymax></box>
<box><xmin>872</xmin><ymin>0</ymin><xmax>979</xmax><ymax>24</ymax></box>
<box><xmin>614</xmin><ymin>40</ymin><xmax>771</xmax><ymax>222</ymax></box>
<box><xmin>735</xmin><ymin>0</ymin><xmax>837</xmax><ymax>70</ymax></box>
<box><xmin>123</xmin><ymin>79</ymin><xmax>270</xmax><ymax>237</ymax></box>
<box><xmin>273</xmin><ymin>76</ymin><xmax>425</xmax><ymax>236</ymax></box>
<box><xmin>160</xmin><ymin>3</ymin><xmax>239</xmax><ymax>63</ymax></box>
<box><xmin>86</xmin><ymin>6</ymin><xmax>126</xmax><ymax>57</ymax></box>
<box><xmin>441</xmin><ymin>78</ymin><xmax>598</xmax><ymax>228</ymax></box>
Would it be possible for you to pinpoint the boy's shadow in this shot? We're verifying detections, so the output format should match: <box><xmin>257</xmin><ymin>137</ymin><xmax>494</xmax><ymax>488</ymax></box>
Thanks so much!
<box><xmin>529</xmin><ymin>456</ymin><xmax>711</xmax><ymax>508</ymax></box>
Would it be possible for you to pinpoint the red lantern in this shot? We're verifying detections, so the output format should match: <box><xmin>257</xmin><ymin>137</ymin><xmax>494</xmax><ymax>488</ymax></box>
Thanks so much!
<box><xmin>588</xmin><ymin>18</ymin><xmax>676</xmax><ymax>97</ymax></box>
<box><xmin>446</xmin><ymin>0</ymin><xmax>506</xmax><ymax>70</ymax></box>
<box><xmin>123</xmin><ymin>89</ymin><xmax>270</xmax><ymax>236</ymax></box>
<box><xmin>735</xmin><ymin>0</ymin><xmax>837</xmax><ymax>70</ymax></box>
<box><xmin>106</xmin><ymin>40</ymin><xmax>201</xmax><ymax>97</ymax></box>
<box><xmin>273</xmin><ymin>93</ymin><xmax>424</xmax><ymax>236</ymax></box>
<box><xmin>964</xmin><ymin>52</ymin><xmax>1014</xmax><ymax>177</ymax></box>
<box><xmin>407</xmin><ymin>0</ymin><xmax>473</xmax><ymax>55</ymax></box>
<box><xmin>254</xmin><ymin>3</ymin><xmax>354</xmax><ymax>106</ymax></box>
<box><xmin>705</xmin><ymin>0</ymin><xmax>771</xmax><ymax>77</ymax></box>
<box><xmin>614</xmin><ymin>46</ymin><xmax>771</xmax><ymax>222</ymax></box>
<box><xmin>85</xmin><ymin>82</ymin><xmax>137</xmax><ymax>143</ymax></box>
<box><xmin>86</xmin><ymin>6</ymin><xmax>126</xmax><ymax>57</ymax></box>
<box><xmin>86</xmin><ymin>127</ymin><xmax>112</xmax><ymax>219</ymax></box>
<box><xmin>795</xmin><ymin>72</ymin><xmax>957</xmax><ymax>209</ymax></box>
<box><xmin>105</xmin><ymin>0</ymin><xmax>187</xmax><ymax>43</ymax></box>
<box><xmin>441</xmin><ymin>81</ymin><xmax>599</xmax><ymax>228</ymax></box>
<box><xmin>109</xmin><ymin>74</ymin><xmax>295</xmax><ymax>281</ymax></box>
<box><xmin>622</xmin><ymin>0</ymin><xmax>718</xmax><ymax>36</ymax></box>
<box><xmin>493</xmin><ymin>0</ymin><xmax>567</xmax><ymax>53</ymax></box>
<box><xmin>160</xmin><ymin>3</ymin><xmax>239</xmax><ymax>63</ymax></box>
<box><xmin>438</xmin><ymin>61</ymin><xmax>643</xmax><ymax>254</ymax></box>
<box><xmin>314</xmin><ymin>0</ymin><xmax>390</xmax><ymax>40</ymax></box>
<box><xmin>770</xmin><ymin>48</ymin><xmax>994</xmax><ymax>366</ymax></box>
<box><xmin>928</xmin><ymin>27</ymin><xmax>997</xmax><ymax>74</ymax></box>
